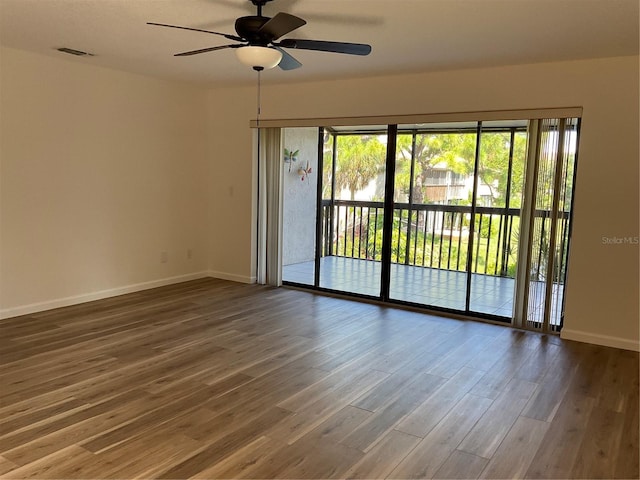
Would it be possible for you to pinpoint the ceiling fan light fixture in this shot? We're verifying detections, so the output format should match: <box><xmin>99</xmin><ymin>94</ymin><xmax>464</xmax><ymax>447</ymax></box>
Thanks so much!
<box><xmin>236</xmin><ymin>46</ymin><xmax>282</xmax><ymax>70</ymax></box>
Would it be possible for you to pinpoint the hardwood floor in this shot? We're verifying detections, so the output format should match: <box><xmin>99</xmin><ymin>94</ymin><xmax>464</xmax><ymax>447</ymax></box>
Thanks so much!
<box><xmin>1</xmin><ymin>278</ymin><xmax>638</xmax><ymax>479</ymax></box>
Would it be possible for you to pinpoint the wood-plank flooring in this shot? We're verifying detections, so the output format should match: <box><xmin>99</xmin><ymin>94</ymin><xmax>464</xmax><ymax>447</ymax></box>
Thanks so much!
<box><xmin>1</xmin><ymin>278</ymin><xmax>638</xmax><ymax>479</ymax></box>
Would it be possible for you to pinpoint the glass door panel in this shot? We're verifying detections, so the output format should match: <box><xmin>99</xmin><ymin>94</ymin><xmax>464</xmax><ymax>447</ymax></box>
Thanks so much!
<box><xmin>281</xmin><ymin>127</ymin><xmax>320</xmax><ymax>285</ymax></box>
<box><xmin>388</xmin><ymin>127</ymin><xmax>477</xmax><ymax>312</ymax></box>
<box><xmin>468</xmin><ymin>126</ymin><xmax>527</xmax><ymax>317</ymax></box>
<box><xmin>319</xmin><ymin>128</ymin><xmax>388</xmax><ymax>297</ymax></box>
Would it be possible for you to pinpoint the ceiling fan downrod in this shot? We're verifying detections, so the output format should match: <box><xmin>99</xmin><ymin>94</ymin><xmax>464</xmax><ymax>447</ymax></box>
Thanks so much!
<box><xmin>251</xmin><ymin>0</ymin><xmax>274</xmax><ymax>17</ymax></box>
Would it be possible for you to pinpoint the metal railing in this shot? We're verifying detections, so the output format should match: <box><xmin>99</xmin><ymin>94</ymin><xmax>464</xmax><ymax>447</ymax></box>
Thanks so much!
<box><xmin>321</xmin><ymin>199</ymin><xmax>569</xmax><ymax>280</ymax></box>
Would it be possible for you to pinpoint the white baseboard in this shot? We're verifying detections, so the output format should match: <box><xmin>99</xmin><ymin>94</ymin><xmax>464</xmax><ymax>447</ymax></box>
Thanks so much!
<box><xmin>208</xmin><ymin>270</ymin><xmax>256</xmax><ymax>284</ymax></box>
<box><xmin>561</xmin><ymin>328</ymin><xmax>640</xmax><ymax>352</ymax></box>
<box><xmin>0</xmin><ymin>271</ymin><xmax>210</xmax><ymax>320</ymax></box>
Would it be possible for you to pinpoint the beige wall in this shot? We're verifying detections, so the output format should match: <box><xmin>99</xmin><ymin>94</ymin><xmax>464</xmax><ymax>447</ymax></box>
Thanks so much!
<box><xmin>206</xmin><ymin>89</ymin><xmax>257</xmax><ymax>282</ymax></box>
<box><xmin>0</xmin><ymin>47</ymin><xmax>209</xmax><ymax>316</ymax></box>
<box><xmin>206</xmin><ymin>56</ymin><xmax>639</xmax><ymax>349</ymax></box>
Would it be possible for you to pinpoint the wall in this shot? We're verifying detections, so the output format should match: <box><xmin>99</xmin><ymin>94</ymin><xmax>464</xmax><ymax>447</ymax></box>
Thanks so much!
<box><xmin>206</xmin><ymin>55</ymin><xmax>639</xmax><ymax>350</ymax></box>
<box><xmin>0</xmin><ymin>47</ymin><xmax>209</xmax><ymax>317</ymax></box>
<box><xmin>282</xmin><ymin>127</ymin><xmax>318</xmax><ymax>266</ymax></box>
<box><xmin>205</xmin><ymin>84</ymin><xmax>256</xmax><ymax>283</ymax></box>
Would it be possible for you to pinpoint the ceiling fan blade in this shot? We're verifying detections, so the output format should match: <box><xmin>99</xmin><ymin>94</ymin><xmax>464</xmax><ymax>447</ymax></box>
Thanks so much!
<box><xmin>147</xmin><ymin>22</ymin><xmax>243</xmax><ymax>42</ymax></box>
<box><xmin>278</xmin><ymin>39</ymin><xmax>372</xmax><ymax>56</ymax></box>
<box><xmin>174</xmin><ymin>44</ymin><xmax>241</xmax><ymax>57</ymax></box>
<box><xmin>274</xmin><ymin>46</ymin><xmax>302</xmax><ymax>70</ymax></box>
<box><xmin>258</xmin><ymin>12</ymin><xmax>306</xmax><ymax>40</ymax></box>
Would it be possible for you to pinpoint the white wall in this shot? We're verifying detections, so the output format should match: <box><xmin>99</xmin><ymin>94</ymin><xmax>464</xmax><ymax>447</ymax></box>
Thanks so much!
<box><xmin>0</xmin><ymin>47</ymin><xmax>209</xmax><ymax>317</ymax></box>
<box><xmin>206</xmin><ymin>56</ymin><xmax>639</xmax><ymax>350</ymax></box>
<box><xmin>282</xmin><ymin>127</ymin><xmax>318</xmax><ymax>266</ymax></box>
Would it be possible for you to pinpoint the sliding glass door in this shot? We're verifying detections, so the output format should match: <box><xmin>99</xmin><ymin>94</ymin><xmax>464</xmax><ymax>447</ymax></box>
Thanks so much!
<box><xmin>279</xmin><ymin>115</ymin><xmax>579</xmax><ymax>332</ymax></box>
<box><xmin>388</xmin><ymin>127</ymin><xmax>477</xmax><ymax>311</ymax></box>
<box><xmin>281</xmin><ymin>127</ymin><xmax>320</xmax><ymax>286</ymax></box>
<box><xmin>318</xmin><ymin>127</ymin><xmax>389</xmax><ymax>297</ymax></box>
<box><xmin>467</xmin><ymin>126</ymin><xmax>528</xmax><ymax>317</ymax></box>
<box><xmin>385</xmin><ymin>122</ymin><xmax>528</xmax><ymax>320</ymax></box>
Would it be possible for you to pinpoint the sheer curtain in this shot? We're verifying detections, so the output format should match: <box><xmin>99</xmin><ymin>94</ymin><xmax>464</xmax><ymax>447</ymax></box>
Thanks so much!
<box><xmin>256</xmin><ymin>127</ymin><xmax>283</xmax><ymax>286</ymax></box>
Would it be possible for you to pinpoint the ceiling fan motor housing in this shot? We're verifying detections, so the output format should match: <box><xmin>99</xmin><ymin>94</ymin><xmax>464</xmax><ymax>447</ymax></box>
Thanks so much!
<box><xmin>235</xmin><ymin>16</ymin><xmax>272</xmax><ymax>45</ymax></box>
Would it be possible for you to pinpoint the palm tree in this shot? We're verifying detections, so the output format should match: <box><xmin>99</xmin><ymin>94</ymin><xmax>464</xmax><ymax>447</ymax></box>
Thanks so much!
<box><xmin>335</xmin><ymin>135</ymin><xmax>386</xmax><ymax>200</ymax></box>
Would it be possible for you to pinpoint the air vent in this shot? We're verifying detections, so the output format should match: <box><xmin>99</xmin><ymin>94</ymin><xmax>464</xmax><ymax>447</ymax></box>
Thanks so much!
<box><xmin>56</xmin><ymin>47</ymin><xmax>94</xmax><ymax>57</ymax></box>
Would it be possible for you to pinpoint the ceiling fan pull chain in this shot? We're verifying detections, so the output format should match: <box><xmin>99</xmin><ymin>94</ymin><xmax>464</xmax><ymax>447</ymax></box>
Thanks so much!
<box><xmin>257</xmin><ymin>68</ymin><xmax>262</xmax><ymax>124</ymax></box>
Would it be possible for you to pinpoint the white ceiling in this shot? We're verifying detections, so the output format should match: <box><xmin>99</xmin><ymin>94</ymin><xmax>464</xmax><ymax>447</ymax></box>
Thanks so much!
<box><xmin>1</xmin><ymin>0</ymin><xmax>638</xmax><ymax>87</ymax></box>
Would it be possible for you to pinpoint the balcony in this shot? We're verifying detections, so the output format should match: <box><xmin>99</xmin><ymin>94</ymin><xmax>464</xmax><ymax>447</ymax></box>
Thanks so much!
<box><xmin>283</xmin><ymin>199</ymin><xmax>567</xmax><ymax>327</ymax></box>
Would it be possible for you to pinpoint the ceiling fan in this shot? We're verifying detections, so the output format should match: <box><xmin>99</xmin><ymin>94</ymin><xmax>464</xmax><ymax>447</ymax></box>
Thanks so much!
<box><xmin>148</xmin><ymin>0</ymin><xmax>372</xmax><ymax>71</ymax></box>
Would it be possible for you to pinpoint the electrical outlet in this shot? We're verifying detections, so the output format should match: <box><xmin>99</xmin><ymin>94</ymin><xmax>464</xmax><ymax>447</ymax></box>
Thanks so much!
<box><xmin>187</xmin><ymin>248</ymin><xmax>193</xmax><ymax>259</ymax></box>
<box><xmin>160</xmin><ymin>251</ymin><xmax>168</xmax><ymax>263</ymax></box>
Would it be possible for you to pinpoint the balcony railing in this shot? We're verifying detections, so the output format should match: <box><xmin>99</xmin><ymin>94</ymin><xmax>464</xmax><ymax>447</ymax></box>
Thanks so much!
<box><xmin>321</xmin><ymin>199</ymin><xmax>570</xmax><ymax>281</ymax></box>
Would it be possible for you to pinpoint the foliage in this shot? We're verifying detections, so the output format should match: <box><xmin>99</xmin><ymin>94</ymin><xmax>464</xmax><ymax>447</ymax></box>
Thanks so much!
<box><xmin>323</xmin><ymin>128</ymin><xmax>530</xmax><ymax>278</ymax></box>
<box><xmin>328</xmin><ymin>207</ymin><xmax>520</xmax><ymax>278</ymax></box>
<box><xmin>322</xmin><ymin>142</ymin><xmax>333</xmax><ymax>199</ymax></box>
<box><xmin>395</xmin><ymin>133</ymin><xmax>471</xmax><ymax>204</ymax></box>
<box><xmin>334</xmin><ymin>135</ymin><xmax>386</xmax><ymax>200</ymax></box>
<box><xmin>394</xmin><ymin>130</ymin><xmax>527</xmax><ymax>207</ymax></box>
<box><xmin>454</xmin><ymin>131</ymin><xmax>527</xmax><ymax>207</ymax></box>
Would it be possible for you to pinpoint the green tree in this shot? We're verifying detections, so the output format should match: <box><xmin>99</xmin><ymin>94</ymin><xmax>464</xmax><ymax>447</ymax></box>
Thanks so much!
<box><xmin>447</xmin><ymin>131</ymin><xmax>527</xmax><ymax>207</ymax></box>
<box><xmin>396</xmin><ymin>133</ymin><xmax>471</xmax><ymax>204</ymax></box>
<box><xmin>322</xmin><ymin>137</ymin><xmax>334</xmax><ymax>199</ymax></box>
<box><xmin>335</xmin><ymin>135</ymin><xmax>386</xmax><ymax>200</ymax></box>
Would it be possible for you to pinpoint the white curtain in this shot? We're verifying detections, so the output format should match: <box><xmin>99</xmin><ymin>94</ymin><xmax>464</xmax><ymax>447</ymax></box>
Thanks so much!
<box><xmin>256</xmin><ymin>127</ymin><xmax>283</xmax><ymax>286</ymax></box>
